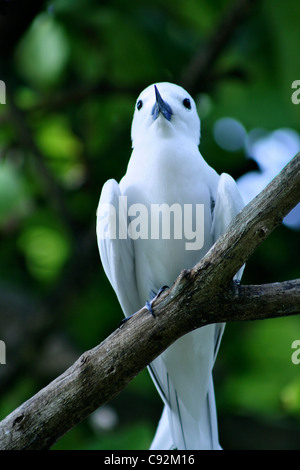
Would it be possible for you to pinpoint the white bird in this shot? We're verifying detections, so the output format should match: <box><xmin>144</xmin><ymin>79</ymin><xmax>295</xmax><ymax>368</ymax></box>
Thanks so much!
<box><xmin>96</xmin><ymin>82</ymin><xmax>244</xmax><ymax>450</ymax></box>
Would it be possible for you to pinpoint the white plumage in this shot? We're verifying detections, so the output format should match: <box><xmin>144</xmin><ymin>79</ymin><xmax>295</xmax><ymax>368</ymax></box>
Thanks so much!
<box><xmin>97</xmin><ymin>82</ymin><xmax>244</xmax><ymax>449</ymax></box>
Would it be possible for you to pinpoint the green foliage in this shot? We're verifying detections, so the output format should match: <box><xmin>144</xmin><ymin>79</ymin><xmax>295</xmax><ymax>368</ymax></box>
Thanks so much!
<box><xmin>18</xmin><ymin>221</ymin><xmax>70</xmax><ymax>283</ymax></box>
<box><xmin>16</xmin><ymin>13</ymin><xmax>70</xmax><ymax>88</ymax></box>
<box><xmin>0</xmin><ymin>159</ymin><xmax>30</xmax><ymax>226</ymax></box>
<box><xmin>0</xmin><ymin>0</ymin><xmax>299</xmax><ymax>450</ymax></box>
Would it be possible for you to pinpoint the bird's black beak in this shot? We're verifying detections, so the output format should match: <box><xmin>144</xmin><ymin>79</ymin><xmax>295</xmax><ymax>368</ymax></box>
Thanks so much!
<box><xmin>152</xmin><ymin>85</ymin><xmax>173</xmax><ymax>122</ymax></box>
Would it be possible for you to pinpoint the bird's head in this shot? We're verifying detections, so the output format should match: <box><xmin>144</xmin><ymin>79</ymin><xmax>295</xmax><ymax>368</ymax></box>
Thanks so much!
<box><xmin>131</xmin><ymin>82</ymin><xmax>201</xmax><ymax>148</ymax></box>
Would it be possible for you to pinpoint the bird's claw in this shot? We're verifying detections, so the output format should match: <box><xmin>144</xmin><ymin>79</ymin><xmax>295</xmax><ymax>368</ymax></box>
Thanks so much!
<box><xmin>145</xmin><ymin>285</ymin><xmax>169</xmax><ymax>318</ymax></box>
<box><xmin>119</xmin><ymin>313</ymin><xmax>135</xmax><ymax>327</ymax></box>
<box><xmin>118</xmin><ymin>285</ymin><xmax>169</xmax><ymax>327</ymax></box>
<box><xmin>145</xmin><ymin>300</ymin><xmax>155</xmax><ymax>318</ymax></box>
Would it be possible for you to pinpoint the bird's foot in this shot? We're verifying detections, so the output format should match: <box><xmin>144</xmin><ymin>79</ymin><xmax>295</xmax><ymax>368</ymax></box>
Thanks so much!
<box><xmin>118</xmin><ymin>285</ymin><xmax>169</xmax><ymax>327</ymax></box>
<box><xmin>119</xmin><ymin>312</ymin><xmax>136</xmax><ymax>327</ymax></box>
<box><xmin>145</xmin><ymin>285</ymin><xmax>169</xmax><ymax>318</ymax></box>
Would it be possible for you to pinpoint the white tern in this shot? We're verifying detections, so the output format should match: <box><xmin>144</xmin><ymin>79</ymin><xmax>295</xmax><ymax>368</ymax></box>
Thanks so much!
<box><xmin>96</xmin><ymin>82</ymin><xmax>244</xmax><ymax>450</ymax></box>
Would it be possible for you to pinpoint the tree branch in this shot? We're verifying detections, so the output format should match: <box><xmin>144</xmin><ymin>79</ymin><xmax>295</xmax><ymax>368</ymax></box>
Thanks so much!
<box><xmin>219</xmin><ymin>279</ymin><xmax>300</xmax><ymax>323</ymax></box>
<box><xmin>0</xmin><ymin>152</ymin><xmax>299</xmax><ymax>450</ymax></box>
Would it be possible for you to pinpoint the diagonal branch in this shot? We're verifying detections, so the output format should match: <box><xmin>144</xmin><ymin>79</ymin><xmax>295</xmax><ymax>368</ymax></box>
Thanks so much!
<box><xmin>0</xmin><ymin>153</ymin><xmax>299</xmax><ymax>450</ymax></box>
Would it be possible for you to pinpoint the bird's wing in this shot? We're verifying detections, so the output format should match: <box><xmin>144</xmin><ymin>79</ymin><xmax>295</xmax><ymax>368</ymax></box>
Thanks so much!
<box><xmin>211</xmin><ymin>171</ymin><xmax>245</xmax><ymax>365</ymax></box>
<box><xmin>211</xmin><ymin>172</ymin><xmax>245</xmax><ymax>243</ymax></box>
<box><xmin>149</xmin><ymin>173</ymin><xmax>245</xmax><ymax>450</ymax></box>
<box><xmin>96</xmin><ymin>179</ymin><xmax>141</xmax><ymax>317</ymax></box>
<box><xmin>211</xmin><ymin>172</ymin><xmax>245</xmax><ymax>282</ymax></box>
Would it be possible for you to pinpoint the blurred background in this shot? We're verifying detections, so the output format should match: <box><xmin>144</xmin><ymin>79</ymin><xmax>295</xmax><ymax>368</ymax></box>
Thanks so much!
<box><xmin>0</xmin><ymin>0</ymin><xmax>300</xmax><ymax>450</ymax></box>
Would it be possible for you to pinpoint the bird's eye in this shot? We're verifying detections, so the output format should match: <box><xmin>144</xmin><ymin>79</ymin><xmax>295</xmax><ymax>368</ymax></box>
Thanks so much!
<box><xmin>182</xmin><ymin>98</ymin><xmax>191</xmax><ymax>110</ymax></box>
<box><xmin>137</xmin><ymin>100</ymin><xmax>143</xmax><ymax>110</ymax></box>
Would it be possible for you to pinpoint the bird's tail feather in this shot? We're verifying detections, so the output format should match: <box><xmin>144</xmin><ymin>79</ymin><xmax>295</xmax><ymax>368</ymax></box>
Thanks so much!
<box><xmin>149</xmin><ymin>374</ymin><xmax>221</xmax><ymax>450</ymax></box>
